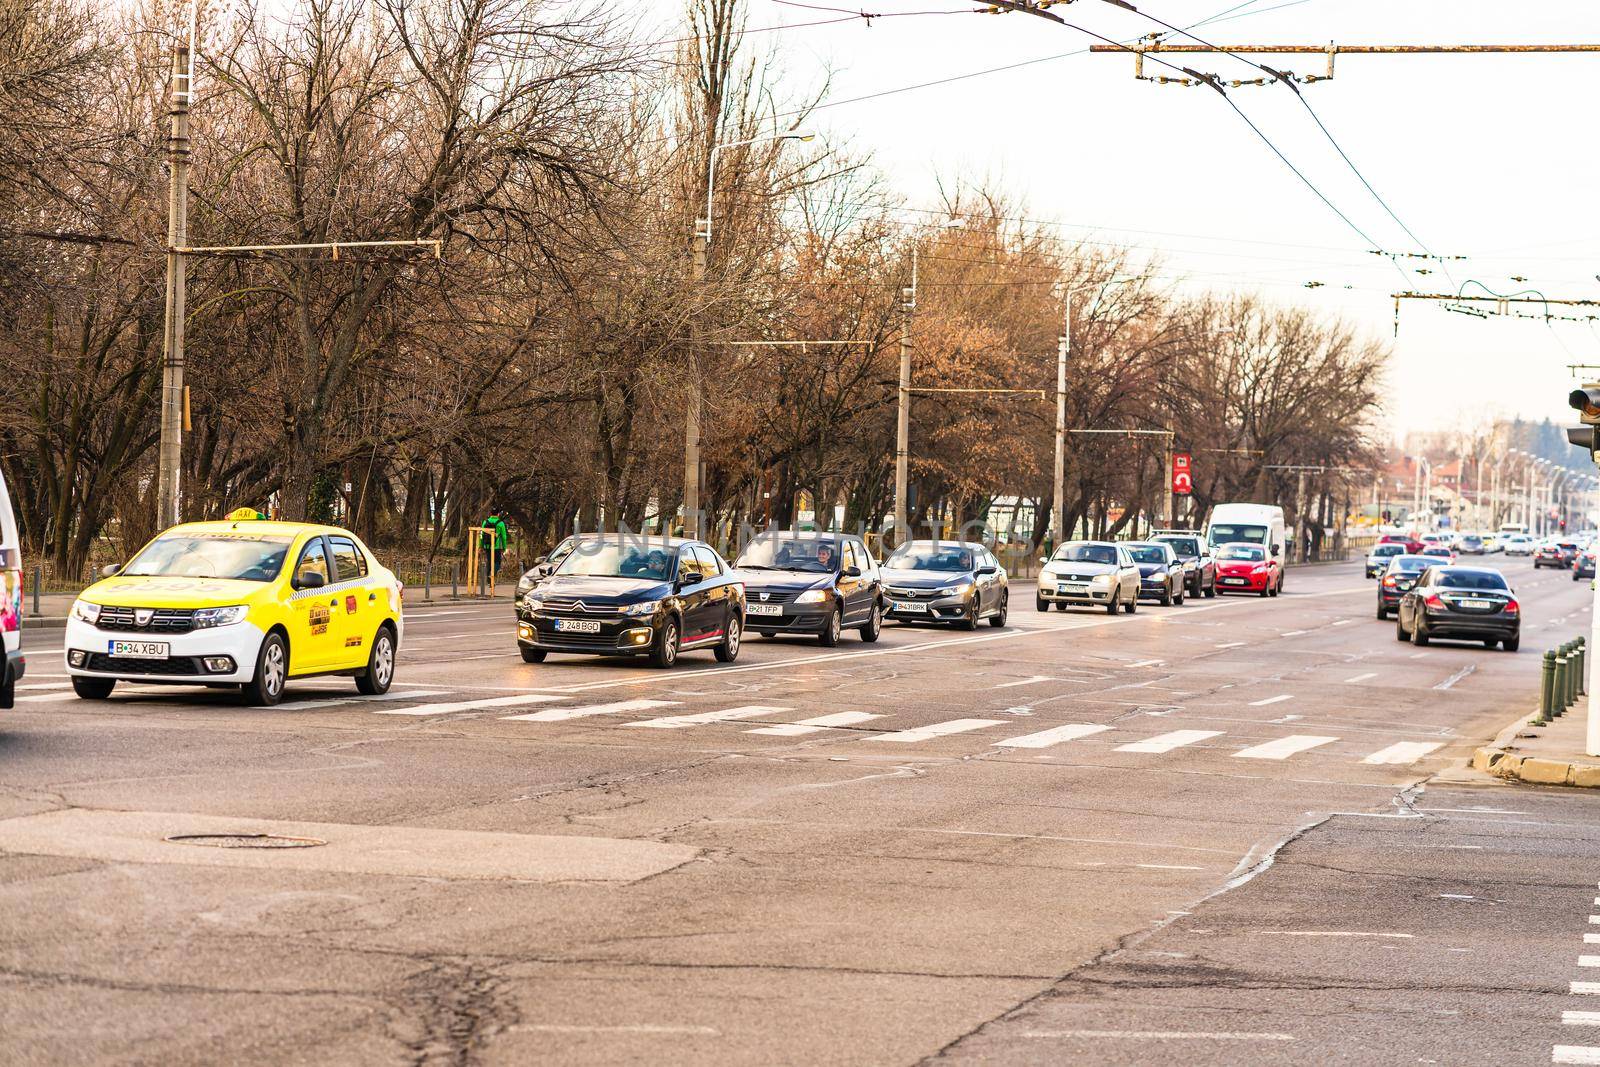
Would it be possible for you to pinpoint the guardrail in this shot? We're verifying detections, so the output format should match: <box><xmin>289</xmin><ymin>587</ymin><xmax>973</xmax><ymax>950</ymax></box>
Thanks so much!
<box><xmin>1535</xmin><ymin>637</ymin><xmax>1587</xmax><ymax>725</ymax></box>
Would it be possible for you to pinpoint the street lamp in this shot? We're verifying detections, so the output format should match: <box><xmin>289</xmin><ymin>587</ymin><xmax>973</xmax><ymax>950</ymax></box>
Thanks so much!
<box><xmin>683</xmin><ymin>129</ymin><xmax>816</xmax><ymax>539</ymax></box>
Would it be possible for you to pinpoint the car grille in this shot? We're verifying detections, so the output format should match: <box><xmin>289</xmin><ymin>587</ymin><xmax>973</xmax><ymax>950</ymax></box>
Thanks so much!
<box><xmin>748</xmin><ymin>589</ymin><xmax>798</xmax><ymax>604</ymax></box>
<box><xmin>96</xmin><ymin>607</ymin><xmax>197</xmax><ymax>634</ymax></box>
<box><xmin>85</xmin><ymin>653</ymin><xmax>203</xmax><ymax>676</ymax></box>
<box><xmin>885</xmin><ymin>587</ymin><xmax>939</xmax><ymax>599</ymax></box>
<box><xmin>537</xmin><ymin>632</ymin><xmax>623</xmax><ymax>650</ymax></box>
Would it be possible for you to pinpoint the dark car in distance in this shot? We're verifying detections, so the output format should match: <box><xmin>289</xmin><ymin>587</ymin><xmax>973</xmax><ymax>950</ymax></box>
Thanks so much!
<box><xmin>1152</xmin><ymin>530</ymin><xmax>1217</xmax><ymax>598</ymax></box>
<box><xmin>1535</xmin><ymin>540</ymin><xmax>1578</xmax><ymax>569</ymax></box>
<box><xmin>1125</xmin><ymin>541</ymin><xmax>1185</xmax><ymax>605</ymax></box>
<box><xmin>1576</xmin><ymin>548</ymin><xmax>1597</xmax><ymax>582</ymax></box>
<box><xmin>734</xmin><ymin>530</ymin><xmax>882</xmax><ymax>645</ymax></box>
<box><xmin>1376</xmin><ymin>554</ymin><xmax>1434</xmax><ymax>619</ymax></box>
<box><xmin>1396</xmin><ymin>566</ymin><xmax>1520</xmax><ymax>651</ymax></box>
<box><xmin>881</xmin><ymin>540</ymin><xmax>1008</xmax><ymax>629</ymax></box>
<box><xmin>515</xmin><ymin>536</ymin><xmax>744</xmax><ymax>668</ymax></box>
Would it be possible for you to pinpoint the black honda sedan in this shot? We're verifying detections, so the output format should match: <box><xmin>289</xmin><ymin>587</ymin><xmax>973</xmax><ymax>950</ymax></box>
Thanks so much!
<box><xmin>881</xmin><ymin>540</ymin><xmax>1008</xmax><ymax>629</ymax></box>
<box><xmin>734</xmin><ymin>530</ymin><xmax>883</xmax><ymax>645</ymax></box>
<box><xmin>515</xmin><ymin>536</ymin><xmax>745</xmax><ymax>668</ymax></box>
<box><xmin>1396</xmin><ymin>565</ymin><xmax>1519</xmax><ymax>651</ymax></box>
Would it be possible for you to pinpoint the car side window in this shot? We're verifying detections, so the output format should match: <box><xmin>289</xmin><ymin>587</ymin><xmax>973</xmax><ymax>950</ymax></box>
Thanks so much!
<box><xmin>295</xmin><ymin>538</ymin><xmax>330</xmax><ymax>587</ymax></box>
<box><xmin>677</xmin><ymin>548</ymin><xmax>702</xmax><ymax>582</ymax></box>
<box><xmin>840</xmin><ymin>541</ymin><xmax>858</xmax><ymax>573</ymax></box>
<box><xmin>328</xmin><ymin>536</ymin><xmax>366</xmax><ymax>582</ymax></box>
<box><xmin>693</xmin><ymin>545</ymin><xmax>722</xmax><ymax>576</ymax></box>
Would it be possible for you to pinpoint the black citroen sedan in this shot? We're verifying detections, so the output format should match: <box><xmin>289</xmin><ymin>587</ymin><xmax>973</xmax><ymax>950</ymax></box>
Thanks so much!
<box><xmin>734</xmin><ymin>530</ymin><xmax>883</xmax><ymax>645</ymax></box>
<box><xmin>1395</xmin><ymin>565</ymin><xmax>1520</xmax><ymax>651</ymax></box>
<box><xmin>881</xmin><ymin>540</ymin><xmax>1008</xmax><ymax>629</ymax></box>
<box><xmin>515</xmin><ymin>536</ymin><xmax>745</xmax><ymax>668</ymax></box>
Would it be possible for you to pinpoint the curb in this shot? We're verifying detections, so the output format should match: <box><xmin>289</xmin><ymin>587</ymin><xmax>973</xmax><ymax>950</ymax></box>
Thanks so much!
<box><xmin>23</xmin><ymin>616</ymin><xmax>68</xmax><ymax>631</ymax></box>
<box><xmin>1471</xmin><ymin>712</ymin><xmax>1600</xmax><ymax>788</ymax></box>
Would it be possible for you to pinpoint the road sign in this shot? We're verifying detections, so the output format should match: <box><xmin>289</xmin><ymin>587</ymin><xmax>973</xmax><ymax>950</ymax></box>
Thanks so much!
<box><xmin>1171</xmin><ymin>452</ymin><xmax>1193</xmax><ymax>496</ymax></box>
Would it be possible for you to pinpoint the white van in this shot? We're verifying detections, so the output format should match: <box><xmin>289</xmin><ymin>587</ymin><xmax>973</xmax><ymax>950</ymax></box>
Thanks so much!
<box><xmin>1</xmin><ymin>469</ymin><xmax>23</xmax><ymax>708</ymax></box>
<box><xmin>1205</xmin><ymin>503</ymin><xmax>1287</xmax><ymax>594</ymax></box>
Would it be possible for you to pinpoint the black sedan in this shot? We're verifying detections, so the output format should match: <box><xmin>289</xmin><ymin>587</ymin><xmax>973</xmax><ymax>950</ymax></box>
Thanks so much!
<box><xmin>881</xmin><ymin>540</ymin><xmax>1008</xmax><ymax>629</ymax></box>
<box><xmin>1125</xmin><ymin>541</ymin><xmax>1185</xmax><ymax>605</ymax></box>
<box><xmin>1375</xmin><ymin>554</ymin><xmax>1434</xmax><ymax>619</ymax></box>
<box><xmin>1396</xmin><ymin>565</ymin><xmax>1519</xmax><ymax>651</ymax></box>
<box><xmin>1152</xmin><ymin>531</ymin><xmax>1216</xmax><ymax>598</ymax></box>
<box><xmin>734</xmin><ymin>530</ymin><xmax>883</xmax><ymax>646</ymax></box>
<box><xmin>515</xmin><ymin>536</ymin><xmax>744</xmax><ymax>668</ymax></box>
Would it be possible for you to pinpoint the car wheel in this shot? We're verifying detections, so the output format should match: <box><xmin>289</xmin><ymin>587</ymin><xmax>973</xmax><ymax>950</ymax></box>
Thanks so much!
<box><xmin>1204</xmin><ymin>580</ymin><xmax>1216</xmax><ymax>599</ymax></box>
<box><xmin>71</xmin><ymin>676</ymin><xmax>115</xmax><ymax>700</ymax></box>
<box><xmin>1482</xmin><ymin>638</ymin><xmax>1498</xmax><ymax>649</ymax></box>
<box><xmin>1173</xmin><ymin>583</ymin><xmax>1184</xmax><ymax>606</ymax></box>
<box><xmin>650</xmin><ymin>616</ymin><xmax>680</xmax><ymax>669</ymax></box>
<box><xmin>958</xmin><ymin>602</ymin><xmax>980</xmax><ymax>631</ymax></box>
<box><xmin>1411</xmin><ymin>617</ymin><xmax>1429</xmax><ymax>646</ymax></box>
<box><xmin>355</xmin><ymin>625</ymin><xmax>396</xmax><ymax>695</ymax></box>
<box><xmin>1376</xmin><ymin>604</ymin><xmax>1387</xmax><ymax>620</ymax></box>
<box><xmin>819</xmin><ymin>606</ymin><xmax>843</xmax><ymax>646</ymax></box>
<box><xmin>1036</xmin><ymin>594</ymin><xmax>1049</xmax><ymax>612</ymax></box>
<box><xmin>1123</xmin><ymin>593</ymin><xmax>1137</xmax><ymax>614</ymax></box>
<box><xmin>242</xmin><ymin>632</ymin><xmax>288</xmax><ymax>706</ymax></box>
<box><xmin>714</xmin><ymin>611</ymin><xmax>742</xmax><ymax>662</ymax></box>
<box><xmin>520</xmin><ymin>647</ymin><xmax>547</xmax><ymax>663</ymax></box>
<box><xmin>1160</xmin><ymin>587</ymin><xmax>1172</xmax><ymax>606</ymax></box>
<box><xmin>989</xmin><ymin>592</ymin><xmax>1008</xmax><ymax>628</ymax></box>
<box><xmin>859</xmin><ymin>600</ymin><xmax>883</xmax><ymax>643</ymax></box>
<box><xmin>1395</xmin><ymin>617</ymin><xmax>1409</xmax><ymax>642</ymax></box>
<box><xmin>1503</xmin><ymin>635</ymin><xmax>1520</xmax><ymax>652</ymax></box>
<box><xmin>1105</xmin><ymin>590</ymin><xmax>1119</xmax><ymax>616</ymax></box>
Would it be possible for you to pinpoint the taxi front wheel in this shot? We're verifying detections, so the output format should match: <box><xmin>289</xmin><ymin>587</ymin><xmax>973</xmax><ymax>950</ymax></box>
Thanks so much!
<box><xmin>356</xmin><ymin>625</ymin><xmax>396</xmax><ymax>696</ymax></box>
<box><xmin>243</xmin><ymin>632</ymin><xmax>288</xmax><ymax>707</ymax></box>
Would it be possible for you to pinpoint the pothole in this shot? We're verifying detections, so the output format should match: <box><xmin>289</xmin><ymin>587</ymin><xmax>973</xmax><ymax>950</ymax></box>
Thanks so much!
<box><xmin>165</xmin><ymin>833</ymin><xmax>326</xmax><ymax>849</ymax></box>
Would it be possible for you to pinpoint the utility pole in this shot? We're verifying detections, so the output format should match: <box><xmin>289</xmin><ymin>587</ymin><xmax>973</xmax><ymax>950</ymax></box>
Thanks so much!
<box><xmin>1163</xmin><ymin>427</ymin><xmax>1175</xmax><ymax>529</ymax></box>
<box><xmin>894</xmin><ymin>248</ymin><xmax>916</xmax><ymax>545</ymax></box>
<box><xmin>685</xmin><ymin>221</ymin><xmax>707</xmax><ymax>539</ymax></box>
<box><xmin>1052</xmin><ymin>313</ymin><xmax>1067</xmax><ymax>546</ymax></box>
<box><xmin>156</xmin><ymin>42</ymin><xmax>193</xmax><ymax>528</ymax></box>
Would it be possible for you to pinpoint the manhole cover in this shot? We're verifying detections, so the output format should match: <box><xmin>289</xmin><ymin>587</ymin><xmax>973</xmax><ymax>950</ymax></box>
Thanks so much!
<box><xmin>165</xmin><ymin>833</ymin><xmax>326</xmax><ymax>849</ymax></box>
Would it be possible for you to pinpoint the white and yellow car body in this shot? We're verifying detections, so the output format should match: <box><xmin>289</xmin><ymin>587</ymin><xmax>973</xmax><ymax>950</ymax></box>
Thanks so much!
<box><xmin>65</xmin><ymin>521</ymin><xmax>402</xmax><ymax>704</ymax></box>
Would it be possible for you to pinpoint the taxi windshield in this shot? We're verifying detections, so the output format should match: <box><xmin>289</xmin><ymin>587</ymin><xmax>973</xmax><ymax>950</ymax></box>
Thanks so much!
<box><xmin>123</xmin><ymin>534</ymin><xmax>292</xmax><ymax>582</ymax></box>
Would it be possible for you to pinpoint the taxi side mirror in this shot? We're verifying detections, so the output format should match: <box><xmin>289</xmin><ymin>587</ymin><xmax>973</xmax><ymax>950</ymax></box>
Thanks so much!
<box><xmin>297</xmin><ymin>571</ymin><xmax>326</xmax><ymax>590</ymax></box>
<box><xmin>100</xmin><ymin>564</ymin><xmax>122</xmax><ymax>578</ymax></box>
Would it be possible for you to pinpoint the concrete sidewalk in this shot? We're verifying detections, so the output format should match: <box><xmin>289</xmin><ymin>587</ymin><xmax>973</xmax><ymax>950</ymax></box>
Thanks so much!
<box><xmin>1473</xmin><ymin>705</ymin><xmax>1600</xmax><ymax>788</ymax></box>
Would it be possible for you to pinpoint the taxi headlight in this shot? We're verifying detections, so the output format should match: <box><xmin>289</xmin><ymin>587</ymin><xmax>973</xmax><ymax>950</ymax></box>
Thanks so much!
<box><xmin>622</xmin><ymin>599</ymin><xmax>661</xmax><ymax>616</ymax></box>
<box><xmin>793</xmin><ymin>589</ymin><xmax>829</xmax><ymax>605</ymax></box>
<box><xmin>192</xmin><ymin>605</ymin><xmax>248</xmax><ymax>629</ymax></box>
<box><xmin>71</xmin><ymin>599</ymin><xmax>101</xmax><ymax>624</ymax></box>
<box><xmin>937</xmin><ymin>581</ymin><xmax>973</xmax><ymax>597</ymax></box>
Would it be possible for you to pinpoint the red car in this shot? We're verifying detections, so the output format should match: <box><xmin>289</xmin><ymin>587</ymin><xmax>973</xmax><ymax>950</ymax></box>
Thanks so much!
<box><xmin>1379</xmin><ymin>533</ymin><xmax>1426</xmax><ymax>554</ymax></box>
<box><xmin>1214</xmin><ymin>542</ymin><xmax>1281</xmax><ymax>597</ymax></box>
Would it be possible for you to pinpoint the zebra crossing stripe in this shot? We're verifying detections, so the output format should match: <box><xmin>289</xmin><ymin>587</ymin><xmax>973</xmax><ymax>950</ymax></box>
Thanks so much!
<box><xmin>994</xmin><ymin>723</ymin><xmax>1111</xmax><ymax>749</ymax></box>
<box><xmin>378</xmin><ymin>693</ymin><xmax>562</xmax><ymax>716</ymax></box>
<box><xmin>1233</xmin><ymin>735</ymin><xmax>1339</xmax><ymax>760</ymax></box>
<box><xmin>746</xmin><ymin>712</ymin><xmax>882</xmax><ymax>736</ymax></box>
<box><xmin>630</xmin><ymin>706</ymin><xmax>791</xmax><ymax>729</ymax></box>
<box><xmin>287</xmin><ymin>689</ymin><xmax>449</xmax><ymax>711</ymax></box>
<box><xmin>867</xmin><ymin>718</ymin><xmax>1007</xmax><ymax>743</ymax></box>
<box><xmin>1554</xmin><ymin>1047</ymin><xmax>1600</xmax><ymax>1064</ymax></box>
<box><xmin>1361</xmin><ymin>741</ymin><xmax>1444</xmax><ymax>765</ymax></box>
<box><xmin>502</xmin><ymin>699</ymin><xmax>680</xmax><ymax>723</ymax></box>
<box><xmin>1115</xmin><ymin>730</ymin><xmax>1222</xmax><ymax>754</ymax></box>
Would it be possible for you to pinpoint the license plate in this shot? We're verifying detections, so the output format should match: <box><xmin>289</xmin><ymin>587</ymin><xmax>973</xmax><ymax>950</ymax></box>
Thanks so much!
<box><xmin>746</xmin><ymin>603</ymin><xmax>783</xmax><ymax>616</ymax></box>
<box><xmin>1221</xmin><ymin>577</ymin><xmax>1246</xmax><ymax>585</ymax></box>
<box><xmin>892</xmin><ymin>601</ymin><xmax>928</xmax><ymax>613</ymax></box>
<box><xmin>553</xmin><ymin>619</ymin><xmax>601</xmax><ymax>634</ymax></box>
<box><xmin>1397</xmin><ymin>582</ymin><xmax>1413</xmax><ymax>590</ymax></box>
<box><xmin>1058</xmin><ymin>584</ymin><xmax>1086</xmax><ymax>594</ymax></box>
<box><xmin>1460</xmin><ymin>599</ymin><xmax>1492</xmax><ymax>609</ymax></box>
<box><xmin>109</xmin><ymin>640</ymin><xmax>168</xmax><ymax>658</ymax></box>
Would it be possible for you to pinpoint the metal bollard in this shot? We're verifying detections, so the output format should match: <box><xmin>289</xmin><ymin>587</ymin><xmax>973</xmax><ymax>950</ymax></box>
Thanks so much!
<box><xmin>1567</xmin><ymin>641</ymin><xmax>1580</xmax><ymax>707</ymax></box>
<box><xmin>1578</xmin><ymin>637</ymin><xmax>1588</xmax><ymax>697</ymax></box>
<box><xmin>1539</xmin><ymin>650</ymin><xmax>1557</xmax><ymax>723</ymax></box>
<box><xmin>30</xmin><ymin>567</ymin><xmax>40</xmax><ymax>617</ymax></box>
<box><xmin>452</xmin><ymin>562</ymin><xmax>459</xmax><ymax>600</ymax></box>
<box><xmin>1555</xmin><ymin>649</ymin><xmax>1570</xmax><ymax>714</ymax></box>
<box><xmin>424</xmin><ymin>563</ymin><xmax>432</xmax><ymax>603</ymax></box>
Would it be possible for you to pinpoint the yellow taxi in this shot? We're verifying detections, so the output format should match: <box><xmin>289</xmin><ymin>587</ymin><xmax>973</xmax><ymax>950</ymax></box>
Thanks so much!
<box><xmin>65</xmin><ymin>519</ymin><xmax>403</xmax><ymax>706</ymax></box>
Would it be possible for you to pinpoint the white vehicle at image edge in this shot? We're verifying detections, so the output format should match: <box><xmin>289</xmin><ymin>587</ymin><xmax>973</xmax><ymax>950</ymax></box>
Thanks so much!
<box><xmin>1037</xmin><ymin>541</ymin><xmax>1141</xmax><ymax>615</ymax></box>
<box><xmin>0</xmin><ymin>468</ymin><xmax>23</xmax><ymax>709</ymax></box>
<box><xmin>1205</xmin><ymin>503</ymin><xmax>1287</xmax><ymax>593</ymax></box>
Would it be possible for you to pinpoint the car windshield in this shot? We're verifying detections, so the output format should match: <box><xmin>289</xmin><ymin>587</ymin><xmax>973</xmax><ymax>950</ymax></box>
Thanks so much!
<box><xmin>1388</xmin><ymin>557</ymin><xmax>1432</xmax><ymax>574</ymax></box>
<box><xmin>1372</xmin><ymin>545</ymin><xmax>1403</xmax><ymax>556</ymax></box>
<box><xmin>1210</xmin><ymin>523</ymin><xmax>1268</xmax><ymax>546</ymax></box>
<box><xmin>736</xmin><ymin>533</ymin><xmax>840</xmax><ymax>573</ymax></box>
<box><xmin>1127</xmin><ymin>545</ymin><xmax>1168</xmax><ymax>564</ymax></box>
<box><xmin>886</xmin><ymin>543</ymin><xmax>974</xmax><ymax>572</ymax></box>
<box><xmin>1156</xmin><ymin>537</ymin><xmax>1199</xmax><ymax>556</ymax></box>
<box><xmin>1422</xmin><ymin>547</ymin><xmax>1452</xmax><ymax>556</ymax></box>
<box><xmin>1218</xmin><ymin>545</ymin><xmax>1264</xmax><ymax>561</ymax></box>
<box><xmin>1437</xmin><ymin>569</ymin><xmax>1509</xmax><ymax>591</ymax></box>
<box><xmin>122</xmin><ymin>533</ymin><xmax>293</xmax><ymax>582</ymax></box>
<box><xmin>1053</xmin><ymin>543</ymin><xmax>1118</xmax><ymax>565</ymax></box>
<box><xmin>555</xmin><ymin>541</ymin><xmax>676</xmax><ymax>581</ymax></box>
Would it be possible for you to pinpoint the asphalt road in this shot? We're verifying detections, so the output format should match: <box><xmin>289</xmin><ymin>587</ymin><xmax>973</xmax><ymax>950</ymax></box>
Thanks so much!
<box><xmin>4</xmin><ymin>554</ymin><xmax>1599</xmax><ymax>1065</ymax></box>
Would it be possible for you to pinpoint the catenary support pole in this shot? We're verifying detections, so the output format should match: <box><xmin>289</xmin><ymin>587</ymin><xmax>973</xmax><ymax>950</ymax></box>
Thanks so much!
<box><xmin>156</xmin><ymin>45</ymin><xmax>192</xmax><ymax>528</ymax></box>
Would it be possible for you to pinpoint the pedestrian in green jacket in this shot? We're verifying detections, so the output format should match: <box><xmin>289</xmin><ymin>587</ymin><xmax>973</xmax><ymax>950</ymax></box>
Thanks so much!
<box><xmin>481</xmin><ymin>511</ymin><xmax>510</xmax><ymax>579</ymax></box>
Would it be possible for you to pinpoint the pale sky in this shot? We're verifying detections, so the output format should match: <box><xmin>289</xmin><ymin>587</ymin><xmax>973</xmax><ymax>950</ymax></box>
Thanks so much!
<box><xmin>635</xmin><ymin>0</ymin><xmax>1600</xmax><ymax>441</ymax></box>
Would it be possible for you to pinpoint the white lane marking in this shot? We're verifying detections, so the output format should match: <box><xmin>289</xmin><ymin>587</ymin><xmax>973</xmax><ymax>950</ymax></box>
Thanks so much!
<box><xmin>1281</xmin><ymin>630</ymin><xmax>1308</xmax><ymax>637</ymax></box>
<box><xmin>1136</xmin><ymin>864</ymin><xmax>1204</xmax><ymax>871</ymax></box>
<box><xmin>1330</xmin><ymin>619</ymin><xmax>1352</xmax><ymax>627</ymax></box>
<box><xmin>1361</xmin><ymin>742</ymin><xmax>1445</xmax><ymax>765</ymax></box>
<box><xmin>512</xmin><ymin>1025</ymin><xmax>720</xmax><ymax>1036</ymax></box>
<box><xmin>15</xmin><ymin>682</ymin><xmax>70</xmax><ymax>691</ymax></box>
<box><xmin>1255</xmin><ymin>931</ymin><xmax>1412</xmax><ymax>939</ymax></box>
<box><xmin>286</xmin><ymin>689</ymin><xmax>450</xmax><ymax>711</ymax></box>
<box><xmin>404</xmin><ymin>610</ymin><xmax>477</xmax><ymax>619</ymax></box>
<box><xmin>1021</xmin><ymin>1030</ymin><xmax>1293</xmax><ymax>1042</ymax></box>
<box><xmin>1586</xmin><ymin>934</ymin><xmax>1600</xmax><ymax>944</ymax></box>
<box><xmin>1115</xmin><ymin>730</ymin><xmax>1222</xmax><ymax>754</ymax></box>
<box><xmin>1408</xmin><ymin>652</ymin><xmax>1427</xmax><ymax>659</ymax></box>
<box><xmin>1127</xmin><ymin>659</ymin><xmax>1164</xmax><ymax>667</ymax></box>
<box><xmin>1554</xmin><ymin>1047</ymin><xmax>1600</xmax><ymax>1064</ymax></box>
<box><xmin>994</xmin><ymin>723</ymin><xmax>1112</xmax><ymax>749</ymax></box>
<box><xmin>1344</xmin><ymin>672</ymin><xmax>1378</xmax><ymax>683</ymax></box>
<box><xmin>1435</xmin><ymin>664</ymin><xmax>1477</xmax><ymax>691</ymax></box>
<box><xmin>1590</xmin><ymin>916</ymin><xmax>1600</xmax><ymax>925</ymax></box>
<box><xmin>378</xmin><ymin>693</ymin><xmax>560</xmax><ymax>716</ymax></box>
<box><xmin>1581</xmin><ymin>956</ymin><xmax>1600</xmax><ymax>968</ymax></box>
<box><xmin>629</xmin><ymin>705</ymin><xmax>790</xmax><ymax>729</ymax></box>
<box><xmin>1565</xmin><ymin>1012</ymin><xmax>1600</xmax><ymax>1026</ymax></box>
<box><xmin>993</xmin><ymin>675</ymin><xmax>1058</xmax><ymax>689</ymax></box>
<box><xmin>1573</xmin><ymin>982</ymin><xmax>1600</xmax><ymax>994</ymax></box>
<box><xmin>13</xmin><ymin>690</ymin><xmax>84</xmax><ymax>703</ymax></box>
<box><xmin>867</xmin><ymin>718</ymin><xmax>1007</xmax><ymax>743</ymax></box>
<box><xmin>503</xmin><ymin>698</ymin><xmax>679</xmax><ymax>723</ymax></box>
<box><xmin>746</xmin><ymin>712</ymin><xmax>882</xmax><ymax>736</ymax></box>
<box><xmin>1248</xmin><ymin>694</ymin><xmax>1293</xmax><ymax>707</ymax></box>
<box><xmin>1215</xmin><ymin>642</ymin><xmax>1246</xmax><ymax>649</ymax></box>
<box><xmin>1233</xmin><ymin>735</ymin><xmax>1339</xmax><ymax>760</ymax></box>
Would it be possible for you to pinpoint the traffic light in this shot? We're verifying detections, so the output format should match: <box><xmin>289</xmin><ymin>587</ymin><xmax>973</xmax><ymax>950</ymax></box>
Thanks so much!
<box><xmin>1567</xmin><ymin>386</ymin><xmax>1600</xmax><ymax>461</ymax></box>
